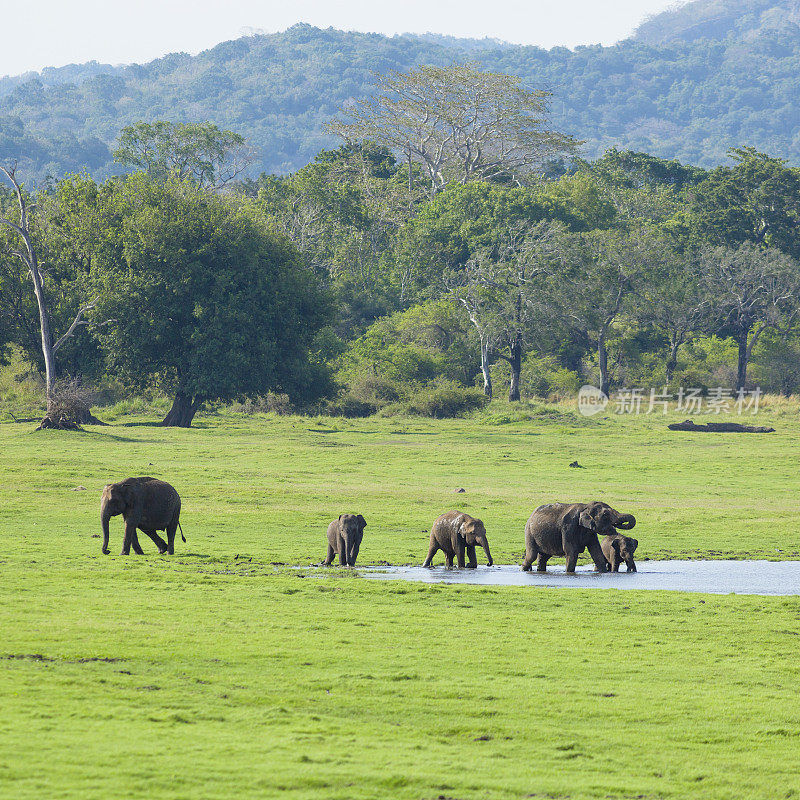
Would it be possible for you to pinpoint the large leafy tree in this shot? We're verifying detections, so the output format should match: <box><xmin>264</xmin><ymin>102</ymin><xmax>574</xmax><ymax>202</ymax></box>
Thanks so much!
<box><xmin>546</xmin><ymin>229</ymin><xmax>658</xmax><ymax>397</ymax></box>
<box><xmin>255</xmin><ymin>144</ymin><xmax>412</xmax><ymax>329</ymax></box>
<box><xmin>92</xmin><ymin>174</ymin><xmax>329</xmax><ymax>426</ymax></box>
<box><xmin>685</xmin><ymin>147</ymin><xmax>800</xmax><ymax>258</ymax></box>
<box><xmin>453</xmin><ymin>220</ymin><xmax>573</xmax><ymax>400</ymax></box>
<box><xmin>113</xmin><ymin>121</ymin><xmax>254</xmax><ymax>191</ymax></box>
<box><xmin>328</xmin><ymin>63</ymin><xmax>578</xmax><ymax>198</ymax></box>
<box><xmin>699</xmin><ymin>242</ymin><xmax>800</xmax><ymax>391</ymax></box>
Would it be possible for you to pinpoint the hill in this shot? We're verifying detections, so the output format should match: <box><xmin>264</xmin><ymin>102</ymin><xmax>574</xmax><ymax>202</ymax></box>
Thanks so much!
<box><xmin>634</xmin><ymin>0</ymin><xmax>800</xmax><ymax>44</ymax></box>
<box><xmin>2</xmin><ymin>13</ymin><xmax>800</xmax><ymax>181</ymax></box>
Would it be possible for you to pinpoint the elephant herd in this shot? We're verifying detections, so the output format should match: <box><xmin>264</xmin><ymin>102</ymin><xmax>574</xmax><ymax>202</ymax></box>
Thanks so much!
<box><xmin>100</xmin><ymin>476</ymin><xmax>639</xmax><ymax>574</ymax></box>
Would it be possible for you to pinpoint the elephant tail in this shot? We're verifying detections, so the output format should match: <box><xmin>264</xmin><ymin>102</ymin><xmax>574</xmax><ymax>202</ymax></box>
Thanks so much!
<box><xmin>178</xmin><ymin>520</ymin><xmax>186</xmax><ymax>543</ymax></box>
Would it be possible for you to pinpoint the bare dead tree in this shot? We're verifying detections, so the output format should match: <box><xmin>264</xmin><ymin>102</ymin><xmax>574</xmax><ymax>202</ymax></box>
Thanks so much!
<box><xmin>328</xmin><ymin>63</ymin><xmax>579</xmax><ymax>198</ymax></box>
<box><xmin>0</xmin><ymin>164</ymin><xmax>98</xmax><ymax>416</ymax></box>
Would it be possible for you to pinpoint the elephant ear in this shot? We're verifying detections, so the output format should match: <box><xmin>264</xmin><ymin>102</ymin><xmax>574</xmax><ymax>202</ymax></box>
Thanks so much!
<box><xmin>119</xmin><ymin>482</ymin><xmax>137</xmax><ymax>510</ymax></box>
<box><xmin>575</xmin><ymin>506</ymin><xmax>593</xmax><ymax>531</ymax></box>
<box><xmin>612</xmin><ymin>537</ymin><xmax>621</xmax><ymax>554</ymax></box>
<box><xmin>629</xmin><ymin>537</ymin><xmax>638</xmax><ymax>553</ymax></box>
<box><xmin>357</xmin><ymin>515</ymin><xmax>366</xmax><ymax>531</ymax></box>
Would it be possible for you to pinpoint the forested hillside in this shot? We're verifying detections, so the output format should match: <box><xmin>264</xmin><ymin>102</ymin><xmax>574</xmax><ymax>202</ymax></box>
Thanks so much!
<box><xmin>2</xmin><ymin>0</ymin><xmax>800</xmax><ymax>180</ymax></box>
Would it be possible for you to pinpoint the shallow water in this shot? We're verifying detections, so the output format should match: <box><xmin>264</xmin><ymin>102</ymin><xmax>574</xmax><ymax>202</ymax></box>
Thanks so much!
<box><xmin>360</xmin><ymin>561</ymin><xmax>800</xmax><ymax>595</ymax></box>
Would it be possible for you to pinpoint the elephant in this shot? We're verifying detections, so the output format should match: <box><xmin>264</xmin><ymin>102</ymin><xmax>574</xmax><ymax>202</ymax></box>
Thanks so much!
<box><xmin>100</xmin><ymin>477</ymin><xmax>184</xmax><ymax>556</ymax></box>
<box><xmin>323</xmin><ymin>514</ymin><xmax>366</xmax><ymax>567</ymax></box>
<box><xmin>601</xmin><ymin>533</ymin><xmax>639</xmax><ymax>572</ymax></box>
<box><xmin>522</xmin><ymin>501</ymin><xmax>636</xmax><ymax>574</ymax></box>
<box><xmin>423</xmin><ymin>511</ymin><xmax>493</xmax><ymax>569</ymax></box>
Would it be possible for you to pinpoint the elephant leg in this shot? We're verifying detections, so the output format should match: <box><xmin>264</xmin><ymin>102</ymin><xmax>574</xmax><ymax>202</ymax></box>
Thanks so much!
<box><xmin>522</xmin><ymin>540</ymin><xmax>538</xmax><ymax>571</ymax></box>
<box><xmin>141</xmin><ymin>528</ymin><xmax>168</xmax><ymax>554</ymax></box>
<box><xmin>456</xmin><ymin>542</ymin><xmax>466</xmax><ymax>569</ymax></box>
<box><xmin>444</xmin><ymin>551</ymin><xmax>454</xmax><ymax>568</ymax></box>
<box><xmin>536</xmin><ymin>553</ymin><xmax>550</xmax><ymax>572</ymax></box>
<box><xmin>611</xmin><ymin>559</ymin><xmax>620</xmax><ymax>572</ymax></box>
<box><xmin>565</xmin><ymin>549</ymin><xmax>579</xmax><ymax>573</ymax></box>
<box><xmin>121</xmin><ymin>521</ymin><xmax>138</xmax><ymax>555</ymax></box>
<box><xmin>466</xmin><ymin>545</ymin><xmax>477</xmax><ymax>569</ymax></box>
<box><xmin>586</xmin><ymin>538</ymin><xmax>609</xmax><ymax>573</ymax></box>
<box><xmin>130</xmin><ymin>530</ymin><xmax>144</xmax><ymax>555</ymax></box>
<box><xmin>423</xmin><ymin>543</ymin><xmax>438</xmax><ymax>567</ymax></box>
<box><xmin>166</xmin><ymin>522</ymin><xmax>178</xmax><ymax>555</ymax></box>
<box><xmin>626</xmin><ymin>559</ymin><xmax>637</xmax><ymax>572</ymax></box>
<box><xmin>338</xmin><ymin>542</ymin><xmax>348</xmax><ymax>567</ymax></box>
<box><xmin>350</xmin><ymin>542</ymin><xmax>360</xmax><ymax>567</ymax></box>
<box><xmin>323</xmin><ymin>544</ymin><xmax>335</xmax><ymax>566</ymax></box>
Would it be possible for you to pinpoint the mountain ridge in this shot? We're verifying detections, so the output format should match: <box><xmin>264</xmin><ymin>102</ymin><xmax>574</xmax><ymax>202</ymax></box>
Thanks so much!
<box><xmin>2</xmin><ymin>10</ymin><xmax>800</xmax><ymax>181</ymax></box>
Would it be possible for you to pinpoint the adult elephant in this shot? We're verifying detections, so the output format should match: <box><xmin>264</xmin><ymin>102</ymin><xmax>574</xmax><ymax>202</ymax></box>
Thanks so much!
<box><xmin>100</xmin><ymin>477</ymin><xmax>184</xmax><ymax>555</ymax></box>
<box><xmin>423</xmin><ymin>511</ymin><xmax>493</xmax><ymax>569</ymax></box>
<box><xmin>324</xmin><ymin>514</ymin><xmax>366</xmax><ymax>567</ymax></box>
<box><xmin>522</xmin><ymin>501</ymin><xmax>635</xmax><ymax>574</ymax></box>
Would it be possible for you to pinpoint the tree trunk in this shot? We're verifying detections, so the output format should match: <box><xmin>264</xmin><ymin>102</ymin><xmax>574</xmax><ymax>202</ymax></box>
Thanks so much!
<box><xmin>480</xmin><ymin>336</ymin><xmax>493</xmax><ymax>399</ymax></box>
<box><xmin>508</xmin><ymin>335</ymin><xmax>522</xmax><ymax>402</ymax></box>
<box><xmin>161</xmin><ymin>392</ymin><xmax>203</xmax><ymax>428</ymax></box>
<box><xmin>736</xmin><ymin>331</ymin><xmax>749</xmax><ymax>392</ymax></box>
<box><xmin>598</xmin><ymin>334</ymin><xmax>610</xmax><ymax>398</ymax></box>
<box><xmin>665</xmin><ymin>340</ymin><xmax>679</xmax><ymax>384</ymax></box>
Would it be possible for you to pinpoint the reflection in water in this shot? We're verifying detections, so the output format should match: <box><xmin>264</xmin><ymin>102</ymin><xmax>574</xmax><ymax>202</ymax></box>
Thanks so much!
<box><xmin>359</xmin><ymin>561</ymin><xmax>800</xmax><ymax>596</ymax></box>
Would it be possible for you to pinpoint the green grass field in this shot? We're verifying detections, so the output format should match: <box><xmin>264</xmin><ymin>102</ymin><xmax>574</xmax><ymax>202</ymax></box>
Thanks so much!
<box><xmin>2</xmin><ymin>402</ymin><xmax>800</xmax><ymax>799</ymax></box>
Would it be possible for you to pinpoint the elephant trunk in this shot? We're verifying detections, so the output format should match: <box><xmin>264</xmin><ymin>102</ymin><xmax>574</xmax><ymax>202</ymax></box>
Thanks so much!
<box><xmin>343</xmin><ymin>531</ymin><xmax>355</xmax><ymax>566</ymax></box>
<box><xmin>100</xmin><ymin>506</ymin><xmax>112</xmax><ymax>555</ymax></box>
<box><xmin>614</xmin><ymin>513</ymin><xmax>636</xmax><ymax>530</ymax></box>
<box><xmin>481</xmin><ymin>538</ymin><xmax>493</xmax><ymax>567</ymax></box>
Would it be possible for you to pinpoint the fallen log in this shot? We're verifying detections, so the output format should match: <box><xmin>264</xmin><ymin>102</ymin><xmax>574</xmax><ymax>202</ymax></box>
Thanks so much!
<box><xmin>668</xmin><ymin>419</ymin><xmax>775</xmax><ymax>433</ymax></box>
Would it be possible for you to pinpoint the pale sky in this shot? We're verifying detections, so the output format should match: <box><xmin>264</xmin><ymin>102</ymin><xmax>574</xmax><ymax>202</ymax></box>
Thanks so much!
<box><xmin>5</xmin><ymin>0</ymin><xmax>679</xmax><ymax>77</ymax></box>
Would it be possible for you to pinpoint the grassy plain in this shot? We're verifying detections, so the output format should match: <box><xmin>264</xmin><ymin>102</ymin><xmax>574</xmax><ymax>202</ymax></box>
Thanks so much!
<box><xmin>1</xmin><ymin>402</ymin><xmax>800</xmax><ymax>799</ymax></box>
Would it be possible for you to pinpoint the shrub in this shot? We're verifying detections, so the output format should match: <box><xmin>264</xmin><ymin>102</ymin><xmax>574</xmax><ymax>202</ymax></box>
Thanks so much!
<box><xmin>521</xmin><ymin>355</ymin><xmax>581</xmax><ymax>399</ymax></box>
<box><xmin>401</xmin><ymin>382</ymin><xmax>489</xmax><ymax>418</ymax></box>
<box><xmin>347</xmin><ymin>372</ymin><xmax>402</xmax><ymax>404</ymax></box>
<box><xmin>324</xmin><ymin>394</ymin><xmax>378</xmax><ymax>418</ymax></box>
<box><xmin>230</xmin><ymin>392</ymin><xmax>294</xmax><ymax>415</ymax></box>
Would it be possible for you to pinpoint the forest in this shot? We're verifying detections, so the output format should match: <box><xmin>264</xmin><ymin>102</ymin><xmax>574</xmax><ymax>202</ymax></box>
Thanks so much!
<box><xmin>2</xmin><ymin>60</ymin><xmax>800</xmax><ymax>427</ymax></box>
<box><xmin>2</xmin><ymin>0</ymin><xmax>800</xmax><ymax>180</ymax></box>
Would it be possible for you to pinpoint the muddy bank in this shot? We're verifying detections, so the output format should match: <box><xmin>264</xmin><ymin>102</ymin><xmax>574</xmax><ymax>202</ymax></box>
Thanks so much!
<box><xmin>359</xmin><ymin>561</ymin><xmax>800</xmax><ymax>595</ymax></box>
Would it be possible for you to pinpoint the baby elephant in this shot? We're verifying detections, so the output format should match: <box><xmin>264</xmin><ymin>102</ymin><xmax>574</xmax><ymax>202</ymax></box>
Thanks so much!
<box><xmin>601</xmin><ymin>534</ymin><xmax>639</xmax><ymax>572</ymax></box>
<box><xmin>100</xmin><ymin>476</ymin><xmax>184</xmax><ymax>556</ymax></box>
<box><xmin>324</xmin><ymin>514</ymin><xmax>366</xmax><ymax>567</ymax></box>
<box><xmin>423</xmin><ymin>511</ymin><xmax>493</xmax><ymax>569</ymax></box>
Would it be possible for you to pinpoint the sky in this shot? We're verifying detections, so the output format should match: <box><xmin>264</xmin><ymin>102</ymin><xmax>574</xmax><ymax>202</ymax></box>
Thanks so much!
<box><xmin>5</xmin><ymin>0</ymin><xmax>680</xmax><ymax>77</ymax></box>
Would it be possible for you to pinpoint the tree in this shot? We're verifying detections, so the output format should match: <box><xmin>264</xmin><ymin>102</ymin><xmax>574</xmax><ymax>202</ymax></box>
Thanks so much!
<box><xmin>92</xmin><ymin>174</ymin><xmax>329</xmax><ymax>427</ymax></box>
<box><xmin>634</xmin><ymin>239</ymin><xmax>709</xmax><ymax>383</ymax></box>
<box><xmin>113</xmin><ymin>121</ymin><xmax>254</xmax><ymax>191</ymax></box>
<box><xmin>686</xmin><ymin>147</ymin><xmax>800</xmax><ymax>258</ymax></box>
<box><xmin>328</xmin><ymin>63</ymin><xmax>578</xmax><ymax>198</ymax></box>
<box><xmin>255</xmin><ymin>144</ymin><xmax>412</xmax><ymax>329</ymax></box>
<box><xmin>548</xmin><ymin>230</ymin><xmax>652</xmax><ymax>397</ymax></box>
<box><xmin>453</xmin><ymin>220</ymin><xmax>573</xmax><ymax>400</ymax></box>
<box><xmin>699</xmin><ymin>242</ymin><xmax>800</xmax><ymax>392</ymax></box>
<box><xmin>0</xmin><ymin>165</ymin><xmax>99</xmax><ymax>419</ymax></box>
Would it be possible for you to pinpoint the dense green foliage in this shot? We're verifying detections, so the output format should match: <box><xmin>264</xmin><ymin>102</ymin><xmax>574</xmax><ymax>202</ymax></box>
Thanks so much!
<box><xmin>5</xmin><ymin>1</ymin><xmax>800</xmax><ymax>180</ymax></box>
<box><xmin>2</xmin><ymin>410</ymin><xmax>800</xmax><ymax>798</ymax></box>
<box><xmin>0</xmin><ymin>167</ymin><xmax>330</xmax><ymax>424</ymax></box>
<box><xmin>5</xmin><ymin>133</ymin><xmax>800</xmax><ymax>418</ymax></box>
